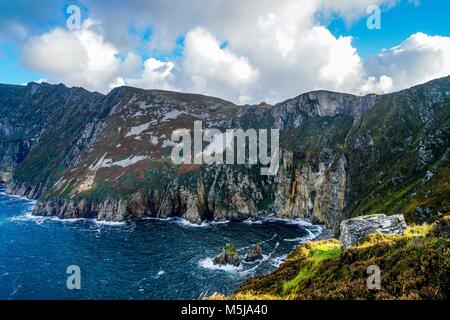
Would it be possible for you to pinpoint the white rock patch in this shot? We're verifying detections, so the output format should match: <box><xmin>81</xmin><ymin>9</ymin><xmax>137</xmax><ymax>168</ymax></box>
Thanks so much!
<box><xmin>111</xmin><ymin>155</ymin><xmax>148</xmax><ymax>167</ymax></box>
<box><xmin>161</xmin><ymin>110</ymin><xmax>186</xmax><ymax>122</ymax></box>
<box><xmin>125</xmin><ymin>122</ymin><xmax>151</xmax><ymax>137</ymax></box>
<box><xmin>89</xmin><ymin>153</ymin><xmax>148</xmax><ymax>170</ymax></box>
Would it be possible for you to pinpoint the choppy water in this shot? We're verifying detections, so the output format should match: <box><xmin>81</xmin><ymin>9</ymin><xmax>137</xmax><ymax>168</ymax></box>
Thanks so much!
<box><xmin>0</xmin><ymin>186</ymin><xmax>321</xmax><ymax>299</ymax></box>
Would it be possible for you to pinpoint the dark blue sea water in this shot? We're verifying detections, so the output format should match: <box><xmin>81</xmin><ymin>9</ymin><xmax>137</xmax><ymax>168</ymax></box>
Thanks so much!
<box><xmin>0</xmin><ymin>186</ymin><xmax>321</xmax><ymax>300</ymax></box>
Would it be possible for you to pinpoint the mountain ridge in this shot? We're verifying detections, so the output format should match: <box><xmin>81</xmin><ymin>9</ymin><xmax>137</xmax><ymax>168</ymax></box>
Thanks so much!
<box><xmin>1</xmin><ymin>75</ymin><xmax>449</xmax><ymax>230</ymax></box>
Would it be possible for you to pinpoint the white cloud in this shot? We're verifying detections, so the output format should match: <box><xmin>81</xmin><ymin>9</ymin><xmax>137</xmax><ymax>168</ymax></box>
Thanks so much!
<box><xmin>18</xmin><ymin>1</ymin><xmax>450</xmax><ymax>104</ymax></box>
<box><xmin>364</xmin><ymin>33</ymin><xmax>450</xmax><ymax>93</ymax></box>
<box><xmin>21</xmin><ymin>19</ymin><xmax>170</xmax><ymax>93</ymax></box>
<box><xmin>360</xmin><ymin>75</ymin><xmax>394</xmax><ymax>94</ymax></box>
<box><xmin>177</xmin><ymin>27</ymin><xmax>259</xmax><ymax>103</ymax></box>
<box><xmin>125</xmin><ymin>57</ymin><xmax>175</xmax><ymax>90</ymax></box>
<box><xmin>23</xmin><ymin>27</ymin><xmax>88</xmax><ymax>75</ymax></box>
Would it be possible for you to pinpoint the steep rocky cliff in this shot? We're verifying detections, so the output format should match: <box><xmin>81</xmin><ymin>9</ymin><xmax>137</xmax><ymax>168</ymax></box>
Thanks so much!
<box><xmin>1</xmin><ymin>76</ymin><xmax>449</xmax><ymax>230</ymax></box>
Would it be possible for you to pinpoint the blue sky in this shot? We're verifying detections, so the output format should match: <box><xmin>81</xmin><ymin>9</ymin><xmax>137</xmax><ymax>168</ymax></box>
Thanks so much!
<box><xmin>328</xmin><ymin>0</ymin><xmax>450</xmax><ymax>58</ymax></box>
<box><xmin>1</xmin><ymin>0</ymin><xmax>449</xmax><ymax>104</ymax></box>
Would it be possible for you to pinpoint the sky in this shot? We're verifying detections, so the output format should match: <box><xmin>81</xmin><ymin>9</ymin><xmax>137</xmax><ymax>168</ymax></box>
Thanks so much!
<box><xmin>0</xmin><ymin>0</ymin><xmax>449</xmax><ymax>104</ymax></box>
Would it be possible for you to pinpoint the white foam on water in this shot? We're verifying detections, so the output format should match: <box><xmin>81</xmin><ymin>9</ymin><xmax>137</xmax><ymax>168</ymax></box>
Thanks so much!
<box><xmin>271</xmin><ymin>254</ymin><xmax>288</xmax><ymax>267</ymax></box>
<box><xmin>242</xmin><ymin>219</ymin><xmax>263</xmax><ymax>225</ymax></box>
<box><xmin>10</xmin><ymin>212</ymin><xmax>126</xmax><ymax>227</ymax></box>
<box><xmin>210</xmin><ymin>220</ymin><xmax>230</xmax><ymax>225</ymax></box>
<box><xmin>152</xmin><ymin>270</ymin><xmax>166</xmax><ymax>279</ymax></box>
<box><xmin>173</xmin><ymin>218</ymin><xmax>211</xmax><ymax>228</ymax></box>
<box><xmin>142</xmin><ymin>216</ymin><xmax>173</xmax><ymax>222</ymax></box>
<box><xmin>239</xmin><ymin>242</ymin><xmax>280</xmax><ymax>276</ymax></box>
<box><xmin>0</xmin><ymin>190</ymin><xmax>37</xmax><ymax>203</ymax></box>
<box><xmin>260</xmin><ymin>215</ymin><xmax>316</xmax><ymax>227</ymax></box>
<box><xmin>142</xmin><ymin>216</ymin><xmax>211</xmax><ymax>228</ymax></box>
<box><xmin>10</xmin><ymin>212</ymin><xmax>48</xmax><ymax>224</ymax></box>
<box><xmin>283</xmin><ymin>225</ymin><xmax>323</xmax><ymax>243</ymax></box>
<box><xmin>198</xmin><ymin>257</ymin><xmax>243</xmax><ymax>273</ymax></box>
<box><xmin>94</xmin><ymin>220</ymin><xmax>126</xmax><ymax>226</ymax></box>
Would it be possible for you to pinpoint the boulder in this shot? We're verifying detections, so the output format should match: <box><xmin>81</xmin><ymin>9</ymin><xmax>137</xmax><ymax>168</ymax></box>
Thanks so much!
<box><xmin>339</xmin><ymin>214</ymin><xmax>407</xmax><ymax>249</ymax></box>
<box><xmin>213</xmin><ymin>244</ymin><xmax>240</xmax><ymax>267</ymax></box>
<box><xmin>244</xmin><ymin>243</ymin><xmax>263</xmax><ymax>262</ymax></box>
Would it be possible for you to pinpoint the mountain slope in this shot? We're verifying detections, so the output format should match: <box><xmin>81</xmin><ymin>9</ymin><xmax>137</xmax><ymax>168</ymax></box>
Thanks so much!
<box><xmin>0</xmin><ymin>76</ymin><xmax>449</xmax><ymax>230</ymax></box>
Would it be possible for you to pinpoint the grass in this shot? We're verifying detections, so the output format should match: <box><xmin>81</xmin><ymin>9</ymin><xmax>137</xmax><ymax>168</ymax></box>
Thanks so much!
<box><xmin>282</xmin><ymin>241</ymin><xmax>341</xmax><ymax>295</ymax></box>
<box><xmin>231</xmin><ymin>216</ymin><xmax>450</xmax><ymax>300</ymax></box>
<box><xmin>225</xmin><ymin>243</ymin><xmax>237</xmax><ymax>253</ymax></box>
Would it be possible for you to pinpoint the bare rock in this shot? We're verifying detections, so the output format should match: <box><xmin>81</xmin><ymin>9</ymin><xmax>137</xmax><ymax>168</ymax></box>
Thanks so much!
<box><xmin>244</xmin><ymin>243</ymin><xmax>263</xmax><ymax>262</ymax></box>
<box><xmin>339</xmin><ymin>214</ymin><xmax>407</xmax><ymax>249</ymax></box>
<box><xmin>213</xmin><ymin>244</ymin><xmax>240</xmax><ymax>267</ymax></box>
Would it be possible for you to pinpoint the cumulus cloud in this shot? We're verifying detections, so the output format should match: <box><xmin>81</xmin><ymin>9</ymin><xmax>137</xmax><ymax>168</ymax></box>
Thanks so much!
<box><xmin>364</xmin><ymin>33</ymin><xmax>450</xmax><ymax>93</ymax></box>
<box><xmin>21</xmin><ymin>19</ymin><xmax>171</xmax><ymax>93</ymax></box>
<box><xmin>22</xmin><ymin>20</ymin><xmax>115</xmax><ymax>92</ymax></box>
<box><xmin>178</xmin><ymin>27</ymin><xmax>259</xmax><ymax>104</ymax></box>
<box><xmin>18</xmin><ymin>0</ymin><xmax>450</xmax><ymax>104</ymax></box>
<box><xmin>125</xmin><ymin>57</ymin><xmax>175</xmax><ymax>91</ymax></box>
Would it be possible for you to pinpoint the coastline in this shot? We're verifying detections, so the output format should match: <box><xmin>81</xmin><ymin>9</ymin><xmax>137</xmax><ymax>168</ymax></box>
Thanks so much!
<box><xmin>1</xmin><ymin>182</ymin><xmax>330</xmax><ymax>237</ymax></box>
<box><xmin>0</xmin><ymin>188</ymin><xmax>329</xmax><ymax>299</ymax></box>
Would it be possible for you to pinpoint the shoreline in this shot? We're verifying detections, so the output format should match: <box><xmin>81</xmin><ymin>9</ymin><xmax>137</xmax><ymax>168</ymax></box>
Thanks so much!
<box><xmin>1</xmin><ymin>182</ymin><xmax>330</xmax><ymax>238</ymax></box>
<box><xmin>1</xmin><ymin>183</ymin><xmax>335</xmax><ymax>299</ymax></box>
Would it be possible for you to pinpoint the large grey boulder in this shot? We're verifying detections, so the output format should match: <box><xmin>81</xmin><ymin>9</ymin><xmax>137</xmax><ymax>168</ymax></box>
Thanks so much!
<box><xmin>339</xmin><ymin>214</ymin><xmax>407</xmax><ymax>249</ymax></box>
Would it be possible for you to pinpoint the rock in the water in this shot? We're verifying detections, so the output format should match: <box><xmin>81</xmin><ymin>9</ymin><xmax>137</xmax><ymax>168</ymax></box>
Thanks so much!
<box><xmin>213</xmin><ymin>244</ymin><xmax>240</xmax><ymax>267</ymax></box>
<box><xmin>244</xmin><ymin>243</ymin><xmax>263</xmax><ymax>262</ymax></box>
<box><xmin>339</xmin><ymin>214</ymin><xmax>407</xmax><ymax>248</ymax></box>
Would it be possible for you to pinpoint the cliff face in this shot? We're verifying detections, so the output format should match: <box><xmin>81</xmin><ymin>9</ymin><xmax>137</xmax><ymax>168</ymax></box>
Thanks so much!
<box><xmin>273</xmin><ymin>150</ymin><xmax>347</xmax><ymax>231</ymax></box>
<box><xmin>1</xmin><ymin>76</ymin><xmax>449</xmax><ymax>230</ymax></box>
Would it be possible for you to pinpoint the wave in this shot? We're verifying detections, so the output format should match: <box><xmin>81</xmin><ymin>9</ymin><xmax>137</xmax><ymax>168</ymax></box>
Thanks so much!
<box><xmin>0</xmin><ymin>190</ymin><xmax>37</xmax><ymax>203</ymax></box>
<box><xmin>283</xmin><ymin>224</ymin><xmax>323</xmax><ymax>243</ymax></box>
<box><xmin>173</xmin><ymin>218</ymin><xmax>211</xmax><ymax>228</ymax></box>
<box><xmin>144</xmin><ymin>215</ymin><xmax>319</xmax><ymax>230</ymax></box>
<box><xmin>239</xmin><ymin>242</ymin><xmax>280</xmax><ymax>276</ymax></box>
<box><xmin>199</xmin><ymin>240</ymin><xmax>282</xmax><ymax>276</ymax></box>
<box><xmin>237</xmin><ymin>233</ymin><xmax>277</xmax><ymax>252</ymax></box>
<box><xmin>242</xmin><ymin>219</ymin><xmax>263</xmax><ymax>225</ymax></box>
<box><xmin>198</xmin><ymin>257</ymin><xmax>243</xmax><ymax>273</ymax></box>
<box><xmin>153</xmin><ymin>270</ymin><xmax>165</xmax><ymax>279</ymax></box>
<box><xmin>10</xmin><ymin>212</ymin><xmax>126</xmax><ymax>226</ymax></box>
<box><xmin>271</xmin><ymin>254</ymin><xmax>288</xmax><ymax>267</ymax></box>
<box><xmin>143</xmin><ymin>216</ymin><xmax>230</xmax><ymax>228</ymax></box>
<box><xmin>258</xmin><ymin>215</ymin><xmax>317</xmax><ymax>227</ymax></box>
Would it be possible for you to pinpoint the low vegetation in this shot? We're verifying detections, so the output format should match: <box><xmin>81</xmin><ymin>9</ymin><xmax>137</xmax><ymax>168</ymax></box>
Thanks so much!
<box><xmin>231</xmin><ymin>215</ymin><xmax>450</xmax><ymax>300</ymax></box>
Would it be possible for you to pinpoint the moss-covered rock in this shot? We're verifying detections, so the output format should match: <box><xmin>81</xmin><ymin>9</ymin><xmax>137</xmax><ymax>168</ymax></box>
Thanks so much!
<box><xmin>213</xmin><ymin>243</ymin><xmax>240</xmax><ymax>267</ymax></box>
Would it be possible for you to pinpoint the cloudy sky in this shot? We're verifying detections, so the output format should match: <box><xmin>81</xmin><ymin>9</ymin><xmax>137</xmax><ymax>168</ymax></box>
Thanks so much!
<box><xmin>0</xmin><ymin>0</ymin><xmax>449</xmax><ymax>104</ymax></box>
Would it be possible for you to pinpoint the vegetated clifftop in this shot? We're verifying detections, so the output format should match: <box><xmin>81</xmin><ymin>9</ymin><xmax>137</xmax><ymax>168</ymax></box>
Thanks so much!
<box><xmin>0</xmin><ymin>76</ymin><xmax>449</xmax><ymax>230</ymax></box>
<box><xmin>222</xmin><ymin>214</ymin><xmax>450</xmax><ymax>300</ymax></box>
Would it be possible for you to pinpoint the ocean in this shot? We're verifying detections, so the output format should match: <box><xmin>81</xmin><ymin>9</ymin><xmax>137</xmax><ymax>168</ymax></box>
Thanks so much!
<box><xmin>0</xmin><ymin>186</ymin><xmax>321</xmax><ymax>299</ymax></box>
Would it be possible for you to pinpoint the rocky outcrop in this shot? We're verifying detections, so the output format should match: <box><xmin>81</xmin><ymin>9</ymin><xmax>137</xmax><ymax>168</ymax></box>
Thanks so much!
<box><xmin>244</xmin><ymin>243</ymin><xmax>263</xmax><ymax>262</ymax></box>
<box><xmin>339</xmin><ymin>214</ymin><xmax>407</xmax><ymax>249</ymax></box>
<box><xmin>213</xmin><ymin>244</ymin><xmax>240</xmax><ymax>267</ymax></box>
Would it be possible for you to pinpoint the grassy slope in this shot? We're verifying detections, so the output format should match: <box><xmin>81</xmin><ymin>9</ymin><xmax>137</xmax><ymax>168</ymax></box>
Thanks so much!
<box><xmin>216</xmin><ymin>215</ymin><xmax>450</xmax><ymax>300</ymax></box>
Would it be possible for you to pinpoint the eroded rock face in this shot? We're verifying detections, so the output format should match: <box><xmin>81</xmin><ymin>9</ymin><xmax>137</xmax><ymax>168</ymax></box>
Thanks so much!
<box><xmin>273</xmin><ymin>149</ymin><xmax>346</xmax><ymax>230</ymax></box>
<box><xmin>339</xmin><ymin>214</ymin><xmax>407</xmax><ymax>249</ymax></box>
